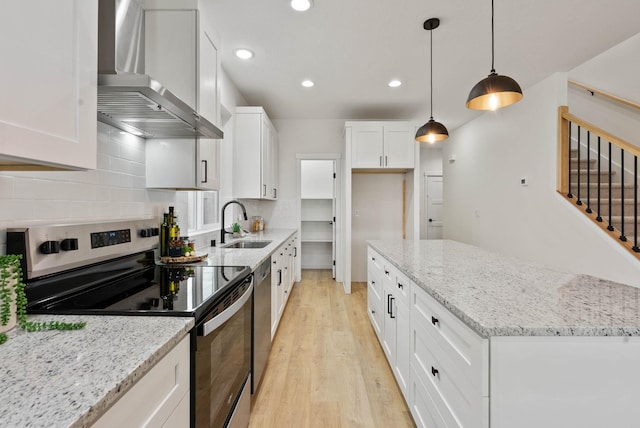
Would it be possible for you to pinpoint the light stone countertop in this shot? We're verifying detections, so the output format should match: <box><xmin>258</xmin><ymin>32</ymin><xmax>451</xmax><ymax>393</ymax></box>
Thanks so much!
<box><xmin>0</xmin><ymin>229</ymin><xmax>295</xmax><ymax>427</ymax></box>
<box><xmin>368</xmin><ymin>239</ymin><xmax>640</xmax><ymax>338</ymax></box>
<box><xmin>0</xmin><ymin>315</ymin><xmax>194</xmax><ymax>428</ymax></box>
<box><xmin>197</xmin><ymin>228</ymin><xmax>297</xmax><ymax>271</ymax></box>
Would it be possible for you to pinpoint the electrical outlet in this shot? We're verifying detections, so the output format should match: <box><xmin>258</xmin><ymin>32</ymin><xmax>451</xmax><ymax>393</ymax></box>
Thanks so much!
<box><xmin>521</xmin><ymin>177</ymin><xmax>528</xmax><ymax>186</ymax></box>
<box><xmin>354</xmin><ymin>209</ymin><xmax>360</xmax><ymax>217</ymax></box>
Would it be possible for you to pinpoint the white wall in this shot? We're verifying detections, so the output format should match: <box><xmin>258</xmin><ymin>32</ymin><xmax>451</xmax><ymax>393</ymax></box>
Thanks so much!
<box><xmin>443</xmin><ymin>72</ymin><xmax>640</xmax><ymax>287</ymax></box>
<box><xmin>568</xmin><ymin>32</ymin><xmax>640</xmax><ymax>151</ymax></box>
<box><xmin>0</xmin><ymin>122</ymin><xmax>180</xmax><ymax>254</ymax></box>
<box><xmin>352</xmin><ymin>173</ymin><xmax>405</xmax><ymax>282</ymax></box>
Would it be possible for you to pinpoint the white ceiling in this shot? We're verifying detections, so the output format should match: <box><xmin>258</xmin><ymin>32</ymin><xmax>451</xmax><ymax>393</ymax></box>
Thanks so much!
<box><xmin>206</xmin><ymin>0</ymin><xmax>640</xmax><ymax>131</ymax></box>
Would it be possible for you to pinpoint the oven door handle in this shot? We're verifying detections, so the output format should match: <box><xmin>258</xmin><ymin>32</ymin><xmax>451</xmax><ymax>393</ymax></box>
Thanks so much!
<box><xmin>201</xmin><ymin>278</ymin><xmax>253</xmax><ymax>337</ymax></box>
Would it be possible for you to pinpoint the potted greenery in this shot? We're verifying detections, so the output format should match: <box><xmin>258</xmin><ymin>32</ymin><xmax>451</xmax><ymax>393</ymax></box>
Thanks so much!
<box><xmin>0</xmin><ymin>254</ymin><xmax>86</xmax><ymax>345</ymax></box>
<box><xmin>232</xmin><ymin>222</ymin><xmax>242</xmax><ymax>238</ymax></box>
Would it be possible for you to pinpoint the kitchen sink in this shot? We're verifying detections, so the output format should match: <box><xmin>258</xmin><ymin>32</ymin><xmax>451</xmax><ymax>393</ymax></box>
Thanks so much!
<box><xmin>223</xmin><ymin>240</ymin><xmax>272</xmax><ymax>249</ymax></box>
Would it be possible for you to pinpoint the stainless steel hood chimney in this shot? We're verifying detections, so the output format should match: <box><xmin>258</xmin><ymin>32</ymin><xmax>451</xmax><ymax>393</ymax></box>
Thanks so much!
<box><xmin>97</xmin><ymin>0</ymin><xmax>223</xmax><ymax>139</ymax></box>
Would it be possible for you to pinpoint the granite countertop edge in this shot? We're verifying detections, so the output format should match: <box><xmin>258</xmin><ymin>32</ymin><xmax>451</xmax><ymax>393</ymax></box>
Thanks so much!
<box><xmin>367</xmin><ymin>240</ymin><xmax>640</xmax><ymax>339</ymax></box>
<box><xmin>72</xmin><ymin>318</ymin><xmax>195</xmax><ymax>428</ymax></box>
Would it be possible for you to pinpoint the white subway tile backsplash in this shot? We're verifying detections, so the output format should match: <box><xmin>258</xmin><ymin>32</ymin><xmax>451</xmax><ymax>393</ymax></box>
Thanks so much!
<box><xmin>0</xmin><ymin>123</ymin><xmax>179</xmax><ymax>256</ymax></box>
<box><xmin>0</xmin><ymin>175</ymin><xmax>14</xmax><ymax>198</ymax></box>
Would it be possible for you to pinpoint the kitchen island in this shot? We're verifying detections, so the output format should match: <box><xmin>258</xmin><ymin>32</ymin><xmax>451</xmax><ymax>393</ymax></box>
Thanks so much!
<box><xmin>0</xmin><ymin>315</ymin><xmax>193</xmax><ymax>428</ymax></box>
<box><xmin>367</xmin><ymin>239</ymin><xmax>640</xmax><ymax>428</ymax></box>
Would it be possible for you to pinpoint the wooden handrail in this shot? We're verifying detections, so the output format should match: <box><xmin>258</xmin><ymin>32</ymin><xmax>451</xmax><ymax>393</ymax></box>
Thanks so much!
<box><xmin>560</xmin><ymin>110</ymin><xmax>640</xmax><ymax>159</ymax></box>
<box><xmin>569</xmin><ymin>80</ymin><xmax>640</xmax><ymax>112</ymax></box>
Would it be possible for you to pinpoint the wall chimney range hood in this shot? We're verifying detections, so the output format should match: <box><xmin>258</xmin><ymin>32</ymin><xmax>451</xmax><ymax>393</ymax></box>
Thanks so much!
<box><xmin>97</xmin><ymin>0</ymin><xmax>223</xmax><ymax>139</ymax></box>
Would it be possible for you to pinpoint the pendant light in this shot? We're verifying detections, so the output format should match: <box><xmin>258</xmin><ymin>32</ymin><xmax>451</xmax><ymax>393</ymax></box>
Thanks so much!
<box><xmin>466</xmin><ymin>0</ymin><xmax>523</xmax><ymax>110</ymax></box>
<box><xmin>415</xmin><ymin>18</ymin><xmax>449</xmax><ymax>143</ymax></box>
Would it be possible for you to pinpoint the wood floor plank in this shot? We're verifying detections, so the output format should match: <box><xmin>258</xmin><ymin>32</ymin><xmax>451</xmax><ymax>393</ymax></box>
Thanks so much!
<box><xmin>249</xmin><ymin>269</ymin><xmax>415</xmax><ymax>428</ymax></box>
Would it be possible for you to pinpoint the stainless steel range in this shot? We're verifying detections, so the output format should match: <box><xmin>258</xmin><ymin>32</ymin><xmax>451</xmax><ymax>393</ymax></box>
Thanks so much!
<box><xmin>7</xmin><ymin>219</ymin><xmax>252</xmax><ymax>428</ymax></box>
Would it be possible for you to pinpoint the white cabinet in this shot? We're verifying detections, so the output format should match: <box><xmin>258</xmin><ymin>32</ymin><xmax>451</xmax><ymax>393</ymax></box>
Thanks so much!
<box><xmin>144</xmin><ymin>6</ymin><xmax>221</xmax><ymax>190</ymax></box>
<box><xmin>349</xmin><ymin>122</ymin><xmax>414</xmax><ymax>169</ymax></box>
<box><xmin>92</xmin><ymin>334</ymin><xmax>190</xmax><ymax>428</ymax></box>
<box><xmin>411</xmin><ymin>282</ymin><xmax>489</xmax><ymax>428</ymax></box>
<box><xmin>271</xmin><ymin>234</ymin><xmax>297</xmax><ymax>338</ymax></box>
<box><xmin>234</xmin><ymin>107</ymin><xmax>279</xmax><ymax>200</ymax></box>
<box><xmin>145</xmin><ymin>138</ymin><xmax>220</xmax><ymax>190</ymax></box>
<box><xmin>366</xmin><ymin>249</ymin><xmax>384</xmax><ymax>339</ymax></box>
<box><xmin>370</xmin><ymin>249</ymin><xmax>411</xmax><ymax>401</ymax></box>
<box><xmin>0</xmin><ymin>0</ymin><xmax>98</xmax><ymax>171</ymax></box>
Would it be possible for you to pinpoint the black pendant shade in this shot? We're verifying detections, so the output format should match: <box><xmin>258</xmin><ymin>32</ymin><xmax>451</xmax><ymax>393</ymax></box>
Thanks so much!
<box><xmin>466</xmin><ymin>0</ymin><xmax>523</xmax><ymax>111</ymax></box>
<box><xmin>415</xmin><ymin>17</ymin><xmax>448</xmax><ymax>143</ymax></box>
<box><xmin>415</xmin><ymin>118</ymin><xmax>449</xmax><ymax>143</ymax></box>
<box><xmin>466</xmin><ymin>71</ymin><xmax>523</xmax><ymax>110</ymax></box>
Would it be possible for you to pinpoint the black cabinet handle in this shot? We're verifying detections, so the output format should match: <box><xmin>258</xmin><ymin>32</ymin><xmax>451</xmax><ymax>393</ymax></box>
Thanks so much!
<box><xmin>263</xmin><ymin>184</ymin><xmax>267</xmax><ymax>197</ymax></box>
<box><xmin>294</xmin><ymin>247</ymin><xmax>297</xmax><ymax>257</ymax></box>
<box><xmin>384</xmin><ymin>269</ymin><xmax>389</xmax><ymax>275</ymax></box>
<box><xmin>371</xmin><ymin>309</ymin><xmax>375</xmax><ymax>315</ymax></box>
<box><xmin>431</xmin><ymin>316</ymin><xmax>439</xmax><ymax>326</ymax></box>
<box><xmin>389</xmin><ymin>296</ymin><xmax>395</xmax><ymax>319</ymax></box>
<box><xmin>278</xmin><ymin>269</ymin><xmax>282</xmax><ymax>286</ymax></box>
<box><xmin>387</xmin><ymin>294</ymin><xmax>392</xmax><ymax>315</ymax></box>
<box><xmin>397</xmin><ymin>282</ymin><xmax>403</xmax><ymax>290</ymax></box>
<box><xmin>201</xmin><ymin>160</ymin><xmax>208</xmax><ymax>183</ymax></box>
<box><xmin>431</xmin><ymin>367</ymin><xmax>439</xmax><ymax>377</ymax></box>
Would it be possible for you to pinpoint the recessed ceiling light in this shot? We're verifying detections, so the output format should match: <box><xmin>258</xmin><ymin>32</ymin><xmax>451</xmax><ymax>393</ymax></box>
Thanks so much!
<box><xmin>388</xmin><ymin>79</ymin><xmax>402</xmax><ymax>88</ymax></box>
<box><xmin>234</xmin><ymin>48</ymin><xmax>254</xmax><ymax>60</ymax></box>
<box><xmin>291</xmin><ymin>0</ymin><xmax>313</xmax><ymax>12</ymax></box>
<box><xmin>301</xmin><ymin>80</ymin><xmax>314</xmax><ymax>88</ymax></box>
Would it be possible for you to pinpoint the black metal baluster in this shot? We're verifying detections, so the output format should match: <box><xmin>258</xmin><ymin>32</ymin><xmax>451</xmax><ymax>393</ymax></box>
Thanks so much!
<box><xmin>633</xmin><ymin>155</ymin><xmax>639</xmax><ymax>252</ymax></box>
<box><xmin>607</xmin><ymin>142</ymin><xmax>614</xmax><ymax>232</ymax></box>
<box><xmin>576</xmin><ymin>126</ymin><xmax>582</xmax><ymax>205</ymax></box>
<box><xmin>567</xmin><ymin>122</ymin><xmax>573</xmax><ymax>198</ymax></box>
<box><xmin>620</xmin><ymin>149</ymin><xmax>627</xmax><ymax>242</ymax></box>
<box><xmin>586</xmin><ymin>132</ymin><xmax>592</xmax><ymax>213</ymax></box>
<box><xmin>596</xmin><ymin>136</ymin><xmax>603</xmax><ymax>222</ymax></box>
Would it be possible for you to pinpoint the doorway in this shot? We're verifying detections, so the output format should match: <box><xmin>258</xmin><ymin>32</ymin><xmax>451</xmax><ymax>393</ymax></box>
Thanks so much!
<box><xmin>425</xmin><ymin>175</ymin><xmax>443</xmax><ymax>239</ymax></box>
<box><xmin>298</xmin><ymin>156</ymin><xmax>341</xmax><ymax>280</ymax></box>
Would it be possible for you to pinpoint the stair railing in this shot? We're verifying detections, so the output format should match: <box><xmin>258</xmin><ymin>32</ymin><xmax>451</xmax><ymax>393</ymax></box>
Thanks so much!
<box><xmin>558</xmin><ymin>106</ymin><xmax>640</xmax><ymax>257</ymax></box>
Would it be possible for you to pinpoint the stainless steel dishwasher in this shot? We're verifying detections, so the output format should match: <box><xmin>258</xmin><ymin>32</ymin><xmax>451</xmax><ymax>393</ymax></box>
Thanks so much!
<box><xmin>252</xmin><ymin>258</ymin><xmax>272</xmax><ymax>395</ymax></box>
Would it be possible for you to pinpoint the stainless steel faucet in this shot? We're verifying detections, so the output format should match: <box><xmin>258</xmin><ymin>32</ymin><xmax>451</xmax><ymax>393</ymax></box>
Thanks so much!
<box><xmin>220</xmin><ymin>200</ymin><xmax>248</xmax><ymax>244</ymax></box>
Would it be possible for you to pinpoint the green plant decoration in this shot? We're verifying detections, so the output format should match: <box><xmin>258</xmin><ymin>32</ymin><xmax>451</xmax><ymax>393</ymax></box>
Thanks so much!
<box><xmin>232</xmin><ymin>222</ymin><xmax>241</xmax><ymax>234</ymax></box>
<box><xmin>0</xmin><ymin>254</ymin><xmax>86</xmax><ymax>345</ymax></box>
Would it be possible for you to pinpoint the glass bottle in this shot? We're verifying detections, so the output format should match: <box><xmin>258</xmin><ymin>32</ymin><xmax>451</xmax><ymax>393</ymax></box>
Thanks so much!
<box><xmin>160</xmin><ymin>213</ymin><xmax>169</xmax><ymax>256</ymax></box>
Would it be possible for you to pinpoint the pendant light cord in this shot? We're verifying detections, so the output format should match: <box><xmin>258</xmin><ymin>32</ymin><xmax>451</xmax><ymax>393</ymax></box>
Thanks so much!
<box><xmin>429</xmin><ymin>26</ymin><xmax>434</xmax><ymax>119</ymax></box>
<box><xmin>490</xmin><ymin>0</ymin><xmax>495</xmax><ymax>73</ymax></box>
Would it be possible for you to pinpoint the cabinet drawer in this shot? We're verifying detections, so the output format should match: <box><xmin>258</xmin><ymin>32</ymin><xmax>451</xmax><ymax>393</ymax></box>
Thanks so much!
<box><xmin>411</xmin><ymin>366</ymin><xmax>448</xmax><ymax>428</ymax></box>
<box><xmin>412</xmin><ymin>285</ymin><xmax>488</xmax><ymax>395</ymax></box>
<box><xmin>393</xmin><ymin>269</ymin><xmax>411</xmax><ymax>308</ymax></box>
<box><xmin>412</xmin><ymin>331</ymin><xmax>486</xmax><ymax>428</ymax></box>
<box><xmin>93</xmin><ymin>335</ymin><xmax>190</xmax><ymax>428</ymax></box>
<box><xmin>367</xmin><ymin>285</ymin><xmax>383</xmax><ymax>337</ymax></box>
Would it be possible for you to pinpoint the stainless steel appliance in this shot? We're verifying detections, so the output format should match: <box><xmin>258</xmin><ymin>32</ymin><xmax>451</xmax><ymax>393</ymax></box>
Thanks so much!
<box><xmin>7</xmin><ymin>219</ymin><xmax>251</xmax><ymax>428</ymax></box>
<box><xmin>252</xmin><ymin>258</ymin><xmax>271</xmax><ymax>395</ymax></box>
<box><xmin>97</xmin><ymin>0</ymin><xmax>223</xmax><ymax>139</ymax></box>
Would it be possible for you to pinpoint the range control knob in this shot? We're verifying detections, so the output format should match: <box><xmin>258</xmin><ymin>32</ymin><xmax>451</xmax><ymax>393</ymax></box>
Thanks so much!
<box><xmin>140</xmin><ymin>228</ymin><xmax>153</xmax><ymax>238</ymax></box>
<box><xmin>39</xmin><ymin>240</ymin><xmax>60</xmax><ymax>254</ymax></box>
<box><xmin>60</xmin><ymin>238</ymin><xmax>79</xmax><ymax>251</ymax></box>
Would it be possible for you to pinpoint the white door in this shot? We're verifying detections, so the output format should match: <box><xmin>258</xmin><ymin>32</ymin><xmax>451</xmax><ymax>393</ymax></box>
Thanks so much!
<box><xmin>332</xmin><ymin>161</ymin><xmax>337</xmax><ymax>279</ymax></box>
<box><xmin>426</xmin><ymin>175</ymin><xmax>443</xmax><ymax>239</ymax></box>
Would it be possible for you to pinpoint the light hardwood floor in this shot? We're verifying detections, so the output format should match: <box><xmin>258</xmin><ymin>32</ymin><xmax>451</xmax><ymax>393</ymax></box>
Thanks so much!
<box><xmin>249</xmin><ymin>269</ymin><xmax>415</xmax><ymax>428</ymax></box>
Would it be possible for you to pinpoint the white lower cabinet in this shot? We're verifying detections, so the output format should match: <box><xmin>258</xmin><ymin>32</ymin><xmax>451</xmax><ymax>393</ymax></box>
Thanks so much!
<box><xmin>271</xmin><ymin>234</ymin><xmax>297</xmax><ymax>339</ymax></box>
<box><xmin>92</xmin><ymin>334</ymin><xmax>190</xmax><ymax>428</ymax></box>
<box><xmin>367</xmin><ymin>245</ymin><xmax>488</xmax><ymax>427</ymax></box>
<box><xmin>368</xmin><ymin>248</ymin><xmax>411</xmax><ymax>402</ymax></box>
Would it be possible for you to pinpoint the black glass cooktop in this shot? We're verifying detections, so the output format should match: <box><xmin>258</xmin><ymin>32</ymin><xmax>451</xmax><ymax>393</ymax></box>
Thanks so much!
<box><xmin>25</xmin><ymin>251</ymin><xmax>251</xmax><ymax>321</ymax></box>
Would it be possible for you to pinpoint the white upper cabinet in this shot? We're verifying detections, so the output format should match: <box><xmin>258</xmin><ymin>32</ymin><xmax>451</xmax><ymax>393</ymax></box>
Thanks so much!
<box><xmin>0</xmin><ymin>0</ymin><xmax>98</xmax><ymax>171</ymax></box>
<box><xmin>348</xmin><ymin>122</ymin><xmax>414</xmax><ymax>169</ymax></box>
<box><xmin>143</xmin><ymin>4</ymin><xmax>221</xmax><ymax>190</ymax></box>
<box><xmin>234</xmin><ymin>107</ymin><xmax>279</xmax><ymax>200</ymax></box>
